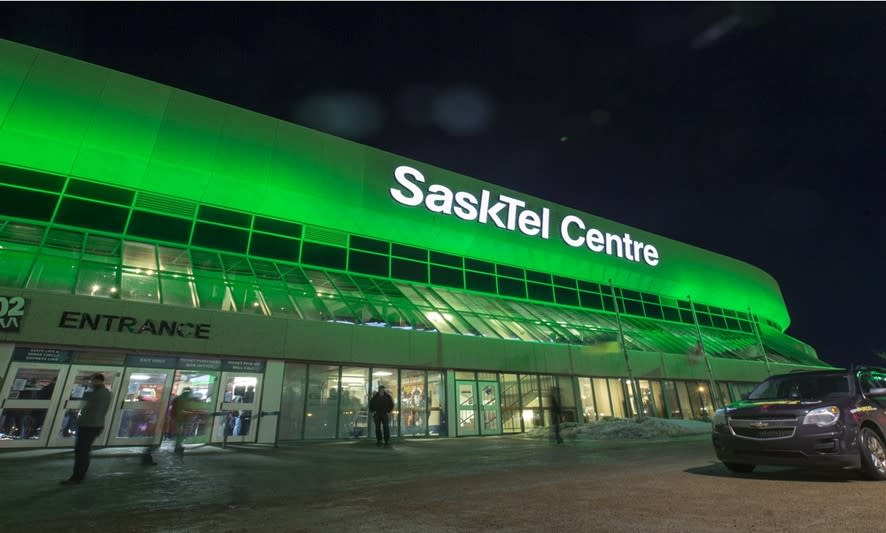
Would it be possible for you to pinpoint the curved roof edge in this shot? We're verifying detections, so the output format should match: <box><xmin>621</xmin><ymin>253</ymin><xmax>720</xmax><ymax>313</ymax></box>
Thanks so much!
<box><xmin>0</xmin><ymin>38</ymin><xmax>791</xmax><ymax>329</ymax></box>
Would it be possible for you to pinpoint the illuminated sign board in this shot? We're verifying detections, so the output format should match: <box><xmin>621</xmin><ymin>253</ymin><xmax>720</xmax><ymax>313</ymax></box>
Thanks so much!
<box><xmin>390</xmin><ymin>166</ymin><xmax>660</xmax><ymax>266</ymax></box>
<box><xmin>0</xmin><ymin>296</ymin><xmax>25</xmax><ymax>332</ymax></box>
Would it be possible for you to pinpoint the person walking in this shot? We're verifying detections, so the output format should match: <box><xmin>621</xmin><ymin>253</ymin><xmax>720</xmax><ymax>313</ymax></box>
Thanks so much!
<box><xmin>550</xmin><ymin>386</ymin><xmax>564</xmax><ymax>444</ymax></box>
<box><xmin>369</xmin><ymin>385</ymin><xmax>394</xmax><ymax>447</ymax></box>
<box><xmin>61</xmin><ymin>373</ymin><xmax>111</xmax><ymax>485</ymax></box>
<box><xmin>171</xmin><ymin>387</ymin><xmax>196</xmax><ymax>455</ymax></box>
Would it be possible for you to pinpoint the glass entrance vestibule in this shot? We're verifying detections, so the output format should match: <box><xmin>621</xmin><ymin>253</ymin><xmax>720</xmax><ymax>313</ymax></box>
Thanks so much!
<box><xmin>1</xmin><ymin>346</ymin><xmax>761</xmax><ymax>448</ymax></box>
<box><xmin>0</xmin><ymin>347</ymin><xmax>267</xmax><ymax>449</ymax></box>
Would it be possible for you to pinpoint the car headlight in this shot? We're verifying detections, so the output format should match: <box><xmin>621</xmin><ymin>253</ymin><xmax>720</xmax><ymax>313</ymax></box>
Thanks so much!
<box><xmin>802</xmin><ymin>406</ymin><xmax>840</xmax><ymax>427</ymax></box>
<box><xmin>712</xmin><ymin>408</ymin><xmax>727</xmax><ymax>427</ymax></box>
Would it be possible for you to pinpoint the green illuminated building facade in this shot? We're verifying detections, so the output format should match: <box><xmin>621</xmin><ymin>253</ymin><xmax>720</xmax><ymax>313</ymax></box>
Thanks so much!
<box><xmin>0</xmin><ymin>39</ymin><xmax>828</xmax><ymax>449</ymax></box>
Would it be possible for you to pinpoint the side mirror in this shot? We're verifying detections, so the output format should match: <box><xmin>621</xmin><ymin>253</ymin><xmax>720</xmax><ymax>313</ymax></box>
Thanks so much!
<box><xmin>740</xmin><ymin>392</ymin><xmax>750</xmax><ymax>400</ymax></box>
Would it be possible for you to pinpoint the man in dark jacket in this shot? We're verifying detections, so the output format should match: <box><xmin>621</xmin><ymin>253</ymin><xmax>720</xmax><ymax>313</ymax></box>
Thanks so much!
<box><xmin>62</xmin><ymin>373</ymin><xmax>111</xmax><ymax>485</ymax></box>
<box><xmin>368</xmin><ymin>385</ymin><xmax>394</xmax><ymax>446</ymax></box>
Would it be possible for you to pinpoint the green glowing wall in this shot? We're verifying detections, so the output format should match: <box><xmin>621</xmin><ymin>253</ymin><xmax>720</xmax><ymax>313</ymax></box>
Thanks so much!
<box><xmin>0</xmin><ymin>38</ymin><xmax>791</xmax><ymax>329</ymax></box>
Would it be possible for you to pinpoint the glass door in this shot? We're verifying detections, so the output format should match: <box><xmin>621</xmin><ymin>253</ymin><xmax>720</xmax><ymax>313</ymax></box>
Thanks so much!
<box><xmin>169</xmin><ymin>370</ymin><xmax>220</xmax><ymax>446</ymax></box>
<box><xmin>0</xmin><ymin>362</ymin><xmax>67</xmax><ymax>448</ymax></box>
<box><xmin>456</xmin><ymin>380</ymin><xmax>478</xmax><ymax>436</ymax></box>
<box><xmin>47</xmin><ymin>366</ymin><xmax>122</xmax><ymax>447</ymax></box>
<box><xmin>478</xmin><ymin>381</ymin><xmax>501</xmax><ymax>435</ymax></box>
<box><xmin>107</xmin><ymin>368</ymin><xmax>173</xmax><ymax>446</ymax></box>
<box><xmin>211</xmin><ymin>372</ymin><xmax>262</xmax><ymax>443</ymax></box>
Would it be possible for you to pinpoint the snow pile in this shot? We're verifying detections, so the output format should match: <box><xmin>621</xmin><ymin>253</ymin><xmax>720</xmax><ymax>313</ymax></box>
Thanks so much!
<box><xmin>525</xmin><ymin>417</ymin><xmax>711</xmax><ymax>440</ymax></box>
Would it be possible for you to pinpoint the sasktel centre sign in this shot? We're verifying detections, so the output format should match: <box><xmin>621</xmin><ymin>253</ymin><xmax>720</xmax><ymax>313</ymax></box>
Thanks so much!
<box><xmin>389</xmin><ymin>166</ymin><xmax>660</xmax><ymax>267</ymax></box>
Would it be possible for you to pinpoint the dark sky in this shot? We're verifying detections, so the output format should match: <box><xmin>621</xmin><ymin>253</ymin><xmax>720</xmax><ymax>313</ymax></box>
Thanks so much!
<box><xmin>2</xmin><ymin>3</ymin><xmax>885</xmax><ymax>368</ymax></box>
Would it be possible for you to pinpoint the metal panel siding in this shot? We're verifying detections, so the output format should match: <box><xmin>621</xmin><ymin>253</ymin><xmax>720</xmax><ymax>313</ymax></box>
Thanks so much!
<box><xmin>0</xmin><ymin>38</ymin><xmax>791</xmax><ymax>329</ymax></box>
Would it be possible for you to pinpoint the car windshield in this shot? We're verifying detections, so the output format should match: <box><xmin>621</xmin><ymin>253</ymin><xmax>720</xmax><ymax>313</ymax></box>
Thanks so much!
<box><xmin>747</xmin><ymin>374</ymin><xmax>850</xmax><ymax>401</ymax></box>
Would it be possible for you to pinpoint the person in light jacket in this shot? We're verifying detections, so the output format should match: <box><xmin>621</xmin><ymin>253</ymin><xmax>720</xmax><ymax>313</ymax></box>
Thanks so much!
<box><xmin>61</xmin><ymin>373</ymin><xmax>111</xmax><ymax>485</ymax></box>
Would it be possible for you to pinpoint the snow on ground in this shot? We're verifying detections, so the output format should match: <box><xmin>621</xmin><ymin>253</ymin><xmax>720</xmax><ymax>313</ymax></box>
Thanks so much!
<box><xmin>524</xmin><ymin>417</ymin><xmax>712</xmax><ymax>441</ymax></box>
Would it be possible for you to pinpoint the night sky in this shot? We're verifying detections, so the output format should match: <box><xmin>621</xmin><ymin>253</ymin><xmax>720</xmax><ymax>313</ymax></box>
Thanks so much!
<box><xmin>2</xmin><ymin>3</ymin><xmax>884</xmax><ymax>368</ymax></box>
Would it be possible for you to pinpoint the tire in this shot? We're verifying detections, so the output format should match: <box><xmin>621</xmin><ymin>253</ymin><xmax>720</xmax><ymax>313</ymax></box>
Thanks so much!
<box><xmin>723</xmin><ymin>462</ymin><xmax>755</xmax><ymax>473</ymax></box>
<box><xmin>859</xmin><ymin>427</ymin><xmax>886</xmax><ymax>480</ymax></box>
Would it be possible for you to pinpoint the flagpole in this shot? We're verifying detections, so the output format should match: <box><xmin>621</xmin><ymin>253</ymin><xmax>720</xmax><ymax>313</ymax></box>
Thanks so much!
<box><xmin>688</xmin><ymin>296</ymin><xmax>722</xmax><ymax>412</ymax></box>
<box><xmin>748</xmin><ymin>307</ymin><xmax>772</xmax><ymax>376</ymax></box>
<box><xmin>608</xmin><ymin>280</ymin><xmax>644</xmax><ymax>418</ymax></box>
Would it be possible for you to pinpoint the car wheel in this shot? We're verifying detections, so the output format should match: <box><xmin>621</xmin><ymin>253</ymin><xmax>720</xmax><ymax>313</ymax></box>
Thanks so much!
<box><xmin>723</xmin><ymin>462</ymin><xmax>755</xmax><ymax>473</ymax></box>
<box><xmin>859</xmin><ymin>427</ymin><xmax>886</xmax><ymax>480</ymax></box>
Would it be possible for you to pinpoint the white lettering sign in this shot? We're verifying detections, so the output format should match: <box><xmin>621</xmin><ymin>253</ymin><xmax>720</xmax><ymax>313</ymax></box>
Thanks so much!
<box><xmin>390</xmin><ymin>166</ymin><xmax>660</xmax><ymax>267</ymax></box>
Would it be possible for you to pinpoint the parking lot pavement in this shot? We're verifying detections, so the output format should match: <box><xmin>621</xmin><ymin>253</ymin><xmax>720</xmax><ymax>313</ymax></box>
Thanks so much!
<box><xmin>1</xmin><ymin>435</ymin><xmax>881</xmax><ymax>532</ymax></box>
<box><xmin>0</xmin><ymin>435</ymin><xmax>670</xmax><ymax>530</ymax></box>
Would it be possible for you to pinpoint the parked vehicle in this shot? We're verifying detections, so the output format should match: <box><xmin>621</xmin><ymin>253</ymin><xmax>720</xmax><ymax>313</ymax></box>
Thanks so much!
<box><xmin>711</xmin><ymin>367</ymin><xmax>886</xmax><ymax>480</ymax></box>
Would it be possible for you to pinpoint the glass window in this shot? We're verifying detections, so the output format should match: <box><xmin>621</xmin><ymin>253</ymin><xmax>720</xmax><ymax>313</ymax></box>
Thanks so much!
<box><xmin>391</xmin><ymin>258</ymin><xmax>428</xmax><ymax>283</ymax></box>
<box><xmin>278</xmin><ymin>363</ymin><xmax>307</xmax><ymax>440</ymax></box>
<box><xmin>193</xmin><ymin>274</ymin><xmax>235</xmax><ymax>311</ymax></box>
<box><xmin>0</xmin><ymin>186</ymin><xmax>58</xmax><ymax>221</ymax></box>
<box><xmin>527</xmin><ymin>282</ymin><xmax>554</xmax><ymax>303</ymax></box>
<box><xmin>158</xmin><ymin>246</ymin><xmax>193</xmax><ymax>273</ymax></box>
<box><xmin>675</xmin><ymin>381</ymin><xmax>695</xmax><ymax>419</ymax></box>
<box><xmin>229</xmin><ymin>282</ymin><xmax>268</xmax><ymax>315</ymax></box>
<box><xmin>554</xmin><ymin>287</ymin><xmax>579</xmax><ymax>307</ymax></box>
<box><xmin>430</xmin><ymin>265</ymin><xmax>463</xmax><ymax>289</ymax></box>
<box><xmin>609</xmin><ymin>378</ymin><xmax>628</xmax><ymax>418</ymax></box>
<box><xmin>578</xmin><ymin>377</ymin><xmax>596</xmax><ymax>422</ymax></box>
<box><xmin>197</xmin><ymin>205</ymin><xmax>250</xmax><ymax>227</ymax></box>
<box><xmin>55</xmin><ymin>198</ymin><xmax>128</xmax><ymax>233</ymax></box>
<box><xmin>496</xmin><ymin>265</ymin><xmax>524</xmax><ymax>279</ymax></box>
<box><xmin>579</xmin><ymin>291</ymin><xmax>602</xmax><ymax>310</ymax></box>
<box><xmin>258</xmin><ymin>280</ymin><xmax>299</xmax><ymax>316</ymax></box>
<box><xmin>122</xmin><ymin>241</ymin><xmax>157</xmax><ymax>270</ymax></box>
<box><xmin>254</xmin><ymin>216</ymin><xmax>301</xmax><ymax>238</ymax></box>
<box><xmin>301</xmin><ymin>242</ymin><xmax>347</xmax><ymax>270</ymax></box>
<box><xmin>465</xmin><ymin>258</ymin><xmax>494</xmax><ymax>273</ymax></box>
<box><xmin>75</xmin><ymin>261</ymin><xmax>119</xmax><ymax>298</ymax></box>
<box><xmin>650</xmin><ymin>380</ymin><xmax>667</xmax><ymax>417</ymax></box>
<box><xmin>500</xmin><ymin>373</ymin><xmax>521</xmax><ymax>433</ymax></box>
<box><xmin>400</xmin><ymin>369</ymin><xmax>427</xmax><ymax>437</ymax></box>
<box><xmin>121</xmin><ymin>267</ymin><xmax>159</xmax><ymax>303</ymax></box>
<box><xmin>429</xmin><ymin>251</ymin><xmax>462</xmax><ymax>268</ymax></box>
<box><xmin>0</xmin><ymin>164</ymin><xmax>65</xmax><ymax>191</ymax></box>
<box><xmin>0</xmin><ymin>248</ymin><xmax>35</xmax><ymax>288</ymax></box>
<box><xmin>128</xmin><ymin>211</ymin><xmax>192</xmax><ymax>244</ymax></box>
<box><xmin>339</xmin><ymin>367</ymin><xmax>369</xmax><ymax>439</ymax></box>
<box><xmin>66</xmin><ymin>179</ymin><xmax>134</xmax><ymax>205</ymax></box>
<box><xmin>592</xmin><ymin>378</ymin><xmax>612</xmax><ymax>418</ymax></box>
<box><xmin>662</xmin><ymin>381</ymin><xmax>682</xmax><ymax>419</ymax></box>
<box><xmin>192</xmin><ymin>222</ymin><xmax>249</xmax><ymax>254</ymax></box>
<box><xmin>427</xmin><ymin>371</ymin><xmax>446</xmax><ymax>436</ymax></box>
<box><xmin>694</xmin><ymin>382</ymin><xmax>714</xmax><ymax>419</ymax></box>
<box><xmin>519</xmin><ymin>374</ymin><xmax>541</xmax><ymax>429</ymax></box>
<box><xmin>718</xmin><ymin>382</ymin><xmax>733</xmax><ymax>406</ymax></box>
<box><xmin>465</xmin><ymin>271</ymin><xmax>496</xmax><ymax>293</ymax></box>
<box><xmin>249</xmin><ymin>233</ymin><xmax>300</xmax><ymax>262</ymax></box>
<box><xmin>497</xmin><ymin>277</ymin><xmax>526</xmax><ymax>299</ymax></box>
<box><xmin>304</xmin><ymin>365</ymin><xmax>340</xmax><ymax>439</ymax></box>
<box><xmin>348</xmin><ymin>250</ymin><xmax>388</xmax><ymax>277</ymax></box>
<box><xmin>391</xmin><ymin>243</ymin><xmax>426</xmax><ymax>261</ymax></box>
<box><xmin>371</xmin><ymin>368</ymin><xmax>399</xmax><ymax>438</ymax></box>
<box><xmin>159</xmin><ymin>274</ymin><xmax>198</xmax><ymax>308</ymax></box>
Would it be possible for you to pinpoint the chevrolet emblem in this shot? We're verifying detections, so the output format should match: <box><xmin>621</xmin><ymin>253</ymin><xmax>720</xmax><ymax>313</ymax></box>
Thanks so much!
<box><xmin>749</xmin><ymin>421</ymin><xmax>769</xmax><ymax>429</ymax></box>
